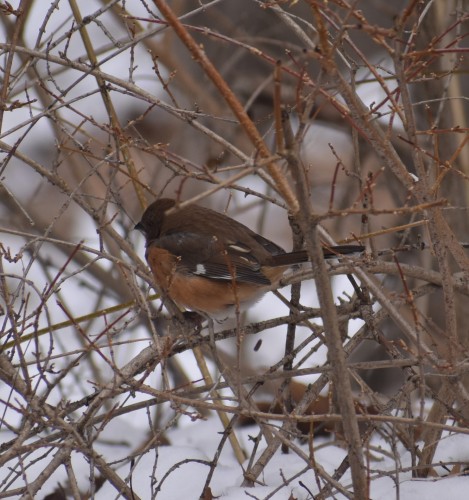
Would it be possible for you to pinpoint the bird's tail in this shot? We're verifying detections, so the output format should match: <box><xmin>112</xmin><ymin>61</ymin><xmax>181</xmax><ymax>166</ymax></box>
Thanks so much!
<box><xmin>270</xmin><ymin>245</ymin><xmax>364</xmax><ymax>267</ymax></box>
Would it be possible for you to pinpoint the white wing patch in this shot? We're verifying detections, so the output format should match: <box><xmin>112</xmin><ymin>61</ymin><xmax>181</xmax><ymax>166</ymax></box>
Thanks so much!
<box><xmin>227</xmin><ymin>243</ymin><xmax>251</xmax><ymax>253</ymax></box>
<box><xmin>192</xmin><ymin>263</ymin><xmax>234</xmax><ymax>281</ymax></box>
<box><xmin>194</xmin><ymin>264</ymin><xmax>207</xmax><ymax>275</ymax></box>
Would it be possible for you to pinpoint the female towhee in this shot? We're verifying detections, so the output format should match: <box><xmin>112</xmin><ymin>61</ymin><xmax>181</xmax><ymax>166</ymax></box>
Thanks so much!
<box><xmin>135</xmin><ymin>198</ymin><xmax>364</xmax><ymax>317</ymax></box>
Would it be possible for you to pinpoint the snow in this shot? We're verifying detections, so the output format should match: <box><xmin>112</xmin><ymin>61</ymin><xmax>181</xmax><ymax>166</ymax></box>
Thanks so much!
<box><xmin>2</xmin><ymin>2</ymin><xmax>469</xmax><ymax>499</ymax></box>
<box><xmin>2</xmin><ymin>409</ymin><xmax>468</xmax><ymax>499</ymax></box>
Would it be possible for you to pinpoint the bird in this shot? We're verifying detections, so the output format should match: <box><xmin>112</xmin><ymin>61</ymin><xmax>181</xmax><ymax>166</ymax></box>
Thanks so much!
<box><xmin>135</xmin><ymin>198</ymin><xmax>364</xmax><ymax>317</ymax></box>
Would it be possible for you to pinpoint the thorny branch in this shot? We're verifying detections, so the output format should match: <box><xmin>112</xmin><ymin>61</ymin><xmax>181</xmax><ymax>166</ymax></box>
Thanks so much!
<box><xmin>1</xmin><ymin>1</ymin><xmax>469</xmax><ymax>498</ymax></box>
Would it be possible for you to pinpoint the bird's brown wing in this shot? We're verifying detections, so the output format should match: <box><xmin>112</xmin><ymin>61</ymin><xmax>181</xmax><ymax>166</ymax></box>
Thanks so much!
<box><xmin>147</xmin><ymin>232</ymin><xmax>272</xmax><ymax>285</ymax></box>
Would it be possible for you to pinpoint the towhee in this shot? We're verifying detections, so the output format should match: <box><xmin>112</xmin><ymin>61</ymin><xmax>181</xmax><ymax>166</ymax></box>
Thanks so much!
<box><xmin>135</xmin><ymin>198</ymin><xmax>364</xmax><ymax>317</ymax></box>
